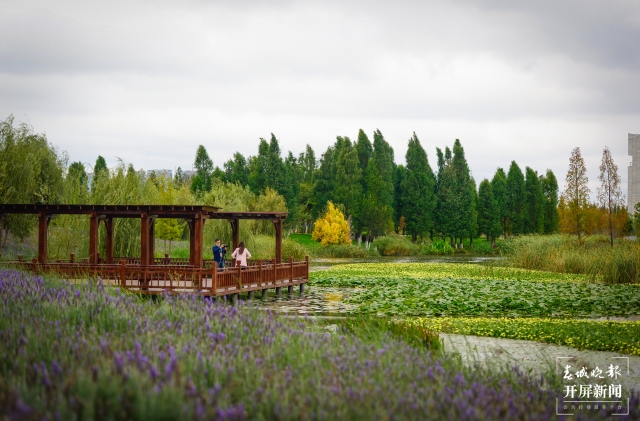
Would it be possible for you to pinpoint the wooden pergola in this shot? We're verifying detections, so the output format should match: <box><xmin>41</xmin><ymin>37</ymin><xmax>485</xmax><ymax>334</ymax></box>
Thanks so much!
<box><xmin>0</xmin><ymin>204</ymin><xmax>288</xmax><ymax>266</ymax></box>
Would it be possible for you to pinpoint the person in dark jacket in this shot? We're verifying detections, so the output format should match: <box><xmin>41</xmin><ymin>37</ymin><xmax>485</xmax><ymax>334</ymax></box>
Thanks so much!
<box><xmin>212</xmin><ymin>238</ymin><xmax>226</xmax><ymax>269</ymax></box>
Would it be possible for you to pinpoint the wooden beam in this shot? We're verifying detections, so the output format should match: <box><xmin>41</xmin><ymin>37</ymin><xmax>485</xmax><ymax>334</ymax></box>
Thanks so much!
<box><xmin>89</xmin><ymin>212</ymin><xmax>99</xmax><ymax>265</ymax></box>
<box><xmin>273</xmin><ymin>219</ymin><xmax>282</xmax><ymax>263</ymax></box>
<box><xmin>141</xmin><ymin>212</ymin><xmax>150</xmax><ymax>266</ymax></box>
<box><xmin>37</xmin><ymin>212</ymin><xmax>48</xmax><ymax>264</ymax></box>
<box><xmin>104</xmin><ymin>217</ymin><xmax>113</xmax><ymax>264</ymax></box>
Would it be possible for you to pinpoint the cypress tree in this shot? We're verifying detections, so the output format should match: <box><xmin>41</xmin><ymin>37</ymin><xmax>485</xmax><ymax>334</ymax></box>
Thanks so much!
<box><xmin>282</xmin><ymin>151</ymin><xmax>301</xmax><ymax>227</ymax></box>
<box><xmin>524</xmin><ymin>167</ymin><xmax>544</xmax><ymax>234</ymax></box>
<box><xmin>450</xmin><ymin>139</ymin><xmax>474</xmax><ymax>247</ymax></box>
<box><xmin>491</xmin><ymin>168</ymin><xmax>508</xmax><ymax>238</ymax></box>
<box><xmin>506</xmin><ymin>161</ymin><xmax>526</xmax><ymax>235</ymax></box>
<box><xmin>355</xmin><ymin>129</ymin><xmax>373</xmax><ymax>175</ymax></box>
<box><xmin>311</xmin><ymin>145</ymin><xmax>336</xmax><ymax>219</ymax></box>
<box><xmin>223</xmin><ymin>152</ymin><xmax>249</xmax><ymax>186</ymax></box>
<box><xmin>192</xmin><ymin>145</ymin><xmax>213</xmax><ymax>193</ymax></box>
<box><xmin>298</xmin><ymin>144</ymin><xmax>317</xmax><ymax>184</ymax></box>
<box><xmin>248</xmin><ymin>139</ymin><xmax>269</xmax><ymax>194</ymax></box>
<box><xmin>541</xmin><ymin>169</ymin><xmax>560</xmax><ymax>234</ymax></box>
<box><xmin>362</xmin><ymin>130</ymin><xmax>395</xmax><ymax>239</ymax></box>
<box><xmin>477</xmin><ymin>179</ymin><xmax>501</xmax><ymax>246</ymax></box>
<box><xmin>334</xmin><ymin>142</ymin><xmax>363</xmax><ymax>224</ymax></box>
<box><xmin>401</xmin><ymin>133</ymin><xmax>436</xmax><ymax>242</ymax></box>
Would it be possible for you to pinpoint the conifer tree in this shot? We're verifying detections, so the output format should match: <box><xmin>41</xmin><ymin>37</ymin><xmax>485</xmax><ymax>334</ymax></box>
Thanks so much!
<box><xmin>524</xmin><ymin>167</ymin><xmax>544</xmax><ymax>234</ymax></box>
<box><xmin>354</xmin><ymin>130</ymin><xmax>373</xmax><ymax>241</ymax></box>
<box><xmin>449</xmin><ymin>139</ymin><xmax>474</xmax><ymax>247</ymax></box>
<box><xmin>361</xmin><ymin>130</ymin><xmax>395</xmax><ymax>240</ymax></box>
<box><xmin>597</xmin><ymin>146</ymin><xmax>624</xmax><ymax>247</ymax></box>
<box><xmin>223</xmin><ymin>152</ymin><xmax>249</xmax><ymax>186</ymax></box>
<box><xmin>491</xmin><ymin>168</ymin><xmax>508</xmax><ymax>238</ymax></box>
<box><xmin>506</xmin><ymin>161</ymin><xmax>525</xmax><ymax>235</ymax></box>
<box><xmin>401</xmin><ymin>133</ymin><xmax>436</xmax><ymax>242</ymax></box>
<box><xmin>563</xmin><ymin>147</ymin><xmax>590</xmax><ymax>241</ymax></box>
<box><xmin>334</xmin><ymin>142</ymin><xmax>363</xmax><ymax>224</ymax></box>
<box><xmin>192</xmin><ymin>145</ymin><xmax>213</xmax><ymax>193</ymax></box>
<box><xmin>311</xmin><ymin>144</ymin><xmax>336</xmax><ymax>219</ymax></box>
<box><xmin>312</xmin><ymin>201</ymin><xmax>351</xmax><ymax>246</ymax></box>
<box><xmin>248</xmin><ymin>139</ymin><xmax>269</xmax><ymax>194</ymax></box>
<box><xmin>477</xmin><ymin>179</ymin><xmax>501</xmax><ymax>246</ymax></box>
<box><xmin>540</xmin><ymin>170</ymin><xmax>559</xmax><ymax>234</ymax></box>
<box><xmin>298</xmin><ymin>144</ymin><xmax>317</xmax><ymax>184</ymax></box>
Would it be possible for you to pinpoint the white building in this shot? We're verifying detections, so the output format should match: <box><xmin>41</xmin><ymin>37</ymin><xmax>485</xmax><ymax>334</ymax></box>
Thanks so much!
<box><xmin>628</xmin><ymin>133</ymin><xmax>640</xmax><ymax>213</ymax></box>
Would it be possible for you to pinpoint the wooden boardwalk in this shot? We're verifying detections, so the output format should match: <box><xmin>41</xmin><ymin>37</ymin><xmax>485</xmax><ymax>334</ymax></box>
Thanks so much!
<box><xmin>3</xmin><ymin>256</ymin><xmax>309</xmax><ymax>298</ymax></box>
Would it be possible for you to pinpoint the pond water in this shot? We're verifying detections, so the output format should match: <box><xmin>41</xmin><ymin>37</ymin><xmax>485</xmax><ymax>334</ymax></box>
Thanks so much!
<box><xmin>310</xmin><ymin>255</ymin><xmax>501</xmax><ymax>272</ymax></box>
<box><xmin>254</xmin><ymin>255</ymin><xmax>501</xmax><ymax>315</ymax></box>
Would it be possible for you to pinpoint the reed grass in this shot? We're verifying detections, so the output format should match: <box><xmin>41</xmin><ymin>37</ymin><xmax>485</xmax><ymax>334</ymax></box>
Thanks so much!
<box><xmin>501</xmin><ymin>235</ymin><xmax>640</xmax><ymax>284</ymax></box>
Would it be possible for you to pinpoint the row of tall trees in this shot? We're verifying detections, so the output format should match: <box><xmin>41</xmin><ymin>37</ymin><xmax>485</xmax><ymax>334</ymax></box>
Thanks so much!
<box><xmin>559</xmin><ymin>146</ymin><xmax>628</xmax><ymax>245</ymax></box>
<box><xmin>7</xmin><ymin>113</ymin><xmax>628</xmax><ymax>252</ymax></box>
<box><xmin>188</xmin><ymin>129</ymin><xmax>560</xmax><ymax>246</ymax></box>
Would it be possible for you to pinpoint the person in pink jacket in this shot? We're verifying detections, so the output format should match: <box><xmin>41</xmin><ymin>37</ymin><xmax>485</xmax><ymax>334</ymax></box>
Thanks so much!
<box><xmin>231</xmin><ymin>242</ymin><xmax>252</xmax><ymax>269</ymax></box>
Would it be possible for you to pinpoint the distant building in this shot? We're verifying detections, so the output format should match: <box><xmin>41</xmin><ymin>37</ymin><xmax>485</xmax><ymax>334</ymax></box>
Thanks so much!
<box><xmin>86</xmin><ymin>173</ymin><xmax>93</xmax><ymax>190</ymax></box>
<box><xmin>182</xmin><ymin>170</ymin><xmax>196</xmax><ymax>178</ymax></box>
<box><xmin>628</xmin><ymin>133</ymin><xmax>640</xmax><ymax>213</ymax></box>
<box><xmin>147</xmin><ymin>169</ymin><xmax>173</xmax><ymax>179</ymax></box>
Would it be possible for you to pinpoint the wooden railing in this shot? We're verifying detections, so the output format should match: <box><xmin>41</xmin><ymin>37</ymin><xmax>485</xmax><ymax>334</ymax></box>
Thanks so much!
<box><xmin>2</xmin><ymin>256</ymin><xmax>309</xmax><ymax>297</ymax></box>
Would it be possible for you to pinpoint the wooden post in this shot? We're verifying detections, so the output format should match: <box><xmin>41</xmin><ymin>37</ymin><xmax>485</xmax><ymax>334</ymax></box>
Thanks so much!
<box><xmin>212</xmin><ymin>264</ymin><xmax>218</xmax><ymax>297</ymax></box>
<box><xmin>141</xmin><ymin>212</ymin><xmax>150</xmax><ymax>266</ymax></box>
<box><xmin>149</xmin><ymin>217</ymin><xmax>156</xmax><ymax>265</ymax></box>
<box><xmin>188</xmin><ymin>218</ymin><xmax>196</xmax><ymax>266</ymax></box>
<box><xmin>195</xmin><ymin>215</ymin><xmax>203</xmax><ymax>268</ymax></box>
<box><xmin>70</xmin><ymin>253</ymin><xmax>74</xmax><ymax>263</ymax></box>
<box><xmin>258</xmin><ymin>259</ymin><xmax>263</xmax><ymax>287</ymax></box>
<box><xmin>287</xmin><ymin>285</ymin><xmax>293</xmax><ymax>294</ymax></box>
<box><xmin>31</xmin><ymin>258</ymin><xmax>37</xmax><ymax>273</ymax></box>
<box><xmin>289</xmin><ymin>256</ymin><xmax>293</xmax><ymax>283</ymax></box>
<box><xmin>37</xmin><ymin>212</ymin><xmax>48</xmax><ymax>264</ymax></box>
<box><xmin>275</xmin><ymin>286</ymin><xmax>282</xmax><ymax>296</ymax></box>
<box><xmin>273</xmin><ymin>218</ymin><xmax>283</xmax><ymax>264</ymax></box>
<box><xmin>89</xmin><ymin>212</ymin><xmax>99</xmax><ymax>265</ymax></box>
<box><xmin>248</xmin><ymin>290</ymin><xmax>254</xmax><ymax>300</ymax></box>
<box><xmin>164</xmin><ymin>254</ymin><xmax>169</xmax><ymax>265</ymax></box>
<box><xmin>104</xmin><ymin>217</ymin><xmax>114</xmax><ymax>264</ymax></box>
<box><xmin>120</xmin><ymin>260</ymin><xmax>126</xmax><ymax>288</ymax></box>
<box><xmin>228</xmin><ymin>219</ymin><xmax>239</xmax><ymax>252</ymax></box>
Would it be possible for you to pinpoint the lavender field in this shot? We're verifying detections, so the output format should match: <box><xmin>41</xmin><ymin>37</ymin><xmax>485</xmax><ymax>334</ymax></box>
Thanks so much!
<box><xmin>1</xmin><ymin>268</ymin><xmax>638</xmax><ymax>420</ymax></box>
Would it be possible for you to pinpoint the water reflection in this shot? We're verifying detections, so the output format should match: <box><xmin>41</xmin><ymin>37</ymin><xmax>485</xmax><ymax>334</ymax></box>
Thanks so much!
<box><xmin>251</xmin><ymin>287</ymin><xmax>360</xmax><ymax>315</ymax></box>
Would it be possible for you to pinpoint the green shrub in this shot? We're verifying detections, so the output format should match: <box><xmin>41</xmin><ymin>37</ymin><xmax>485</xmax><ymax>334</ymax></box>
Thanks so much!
<box><xmin>313</xmin><ymin>244</ymin><xmax>372</xmax><ymax>258</ymax></box>
<box><xmin>372</xmin><ymin>234</ymin><xmax>419</xmax><ymax>256</ymax></box>
<box><xmin>427</xmin><ymin>239</ymin><xmax>454</xmax><ymax>255</ymax></box>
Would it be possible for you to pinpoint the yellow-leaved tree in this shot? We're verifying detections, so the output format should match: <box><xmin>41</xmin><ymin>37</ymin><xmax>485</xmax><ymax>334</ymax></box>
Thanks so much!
<box><xmin>312</xmin><ymin>201</ymin><xmax>351</xmax><ymax>246</ymax></box>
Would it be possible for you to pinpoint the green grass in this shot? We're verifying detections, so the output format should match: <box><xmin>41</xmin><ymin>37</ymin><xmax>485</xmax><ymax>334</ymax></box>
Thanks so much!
<box><xmin>407</xmin><ymin>317</ymin><xmax>640</xmax><ymax>356</ymax></box>
<box><xmin>289</xmin><ymin>233</ymin><xmax>322</xmax><ymax>249</ymax></box>
<box><xmin>310</xmin><ymin>263</ymin><xmax>640</xmax><ymax>317</ymax></box>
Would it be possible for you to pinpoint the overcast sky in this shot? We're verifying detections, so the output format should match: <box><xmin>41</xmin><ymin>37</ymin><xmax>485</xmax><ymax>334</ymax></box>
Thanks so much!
<box><xmin>1</xmin><ymin>0</ymin><xmax>639</xmax><ymax>199</ymax></box>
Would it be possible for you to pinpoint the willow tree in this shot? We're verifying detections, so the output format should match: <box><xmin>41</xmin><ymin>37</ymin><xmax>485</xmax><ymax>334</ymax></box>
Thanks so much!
<box><xmin>597</xmin><ymin>146</ymin><xmax>624</xmax><ymax>247</ymax></box>
<box><xmin>563</xmin><ymin>147</ymin><xmax>590</xmax><ymax>241</ymax></box>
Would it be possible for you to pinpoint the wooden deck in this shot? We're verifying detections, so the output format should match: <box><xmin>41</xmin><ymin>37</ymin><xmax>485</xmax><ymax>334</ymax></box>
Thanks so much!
<box><xmin>3</xmin><ymin>257</ymin><xmax>309</xmax><ymax>298</ymax></box>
